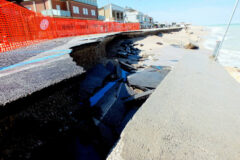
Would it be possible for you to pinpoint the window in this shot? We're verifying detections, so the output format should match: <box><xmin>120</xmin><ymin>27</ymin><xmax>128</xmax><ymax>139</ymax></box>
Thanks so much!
<box><xmin>26</xmin><ymin>7</ymin><xmax>31</xmax><ymax>10</ymax></box>
<box><xmin>120</xmin><ymin>13</ymin><xmax>123</xmax><ymax>19</ymax></box>
<box><xmin>83</xmin><ymin>8</ymin><xmax>88</xmax><ymax>15</ymax></box>
<box><xmin>91</xmin><ymin>10</ymin><xmax>96</xmax><ymax>16</ymax></box>
<box><xmin>73</xmin><ymin>6</ymin><xmax>79</xmax><ymax>14</ymax></box>
<box><xmin>56</xmin><ymin>5</ymin><xmax>61</xmax><ymax>10</ymax></box>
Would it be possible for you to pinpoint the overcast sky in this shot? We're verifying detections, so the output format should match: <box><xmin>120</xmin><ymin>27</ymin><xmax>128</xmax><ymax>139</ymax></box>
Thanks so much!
<box><xmin>98</xmin><ymin>0</ymin><xmax>240</xmax><ymax>25</ymax></box>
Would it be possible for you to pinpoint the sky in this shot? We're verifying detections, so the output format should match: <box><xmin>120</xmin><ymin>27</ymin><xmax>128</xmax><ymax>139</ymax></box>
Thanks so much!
<box><xmin>98</xmin><ymin>0</ymin><xmax>240</xmax><ymax>25</ymax></box>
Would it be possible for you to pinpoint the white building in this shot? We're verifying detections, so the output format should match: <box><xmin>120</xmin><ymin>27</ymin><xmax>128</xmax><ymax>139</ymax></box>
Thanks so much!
<box><xmin>142</xmin><ymin>15</ymin><xmax>153</xmax><ymax>29</ymax></box>
<box><xmin>124</xmin><ymin>7</ymin><xmax>153</xmax><ymax>29</ymax></box>
<box><xmin>124</xmin><ymin>7</ymin><xmax>144</xmax><ymax>23</ymax></box>
<box><xmin>98</xmin><ymin>4</ymin><xmax>125</xmax><ymax>22</ymax></box>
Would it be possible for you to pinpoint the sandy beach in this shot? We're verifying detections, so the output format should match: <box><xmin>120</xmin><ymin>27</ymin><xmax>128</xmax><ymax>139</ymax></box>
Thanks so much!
<box><xmin>127</xmin><ymin>26</ymin><xmax>240</xmax><ymax>84</ymax></box>
<box><xmin>110</xmin><ymin>26</ymin><xmax>210</xmax><ymax>71</ymax></box>
<box><xmin>135</xmin><ymin>26</ymin><xmax>208</xmax><ymax>50</ymax></box>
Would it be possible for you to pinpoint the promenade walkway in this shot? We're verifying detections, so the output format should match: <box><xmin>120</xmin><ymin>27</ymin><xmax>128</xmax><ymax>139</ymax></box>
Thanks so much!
<box><xmin>108</xmin><ymin>52</ymin><xmax>240</xmax><ymax>160</ymax></box>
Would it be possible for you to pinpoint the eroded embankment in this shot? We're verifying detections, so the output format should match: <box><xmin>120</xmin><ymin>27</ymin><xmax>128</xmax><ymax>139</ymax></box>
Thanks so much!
<box><xmin>0</xmin><ymin>28</ymin><xmax>182</xmax><ymax>160</ymax></box>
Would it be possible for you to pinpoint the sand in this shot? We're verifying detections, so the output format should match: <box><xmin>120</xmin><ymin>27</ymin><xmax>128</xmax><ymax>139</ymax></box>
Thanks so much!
<box><xmin>131</xmin><ymin>26</ymin><xmax>240</xmax><ymax>83</ymax></box>
<box><xmin>125</xmin><ymin>26</ymin><xmax>210</xmax><ymax>70</ymax></box>
<box><xmin>133</xmin><ymin>26</ymin><xmax>208</xmax><ymax>53</ymax></box>
<box><xmin>225</xmin><ymin>67</ymin><xmax>240</xmax><ymax>83</ymax></box>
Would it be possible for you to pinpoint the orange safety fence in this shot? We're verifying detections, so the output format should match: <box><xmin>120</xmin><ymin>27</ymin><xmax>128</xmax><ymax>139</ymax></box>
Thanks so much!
<box><xmin>0</xmin><ymin>0</ymin><xmax>140</xmax><ymax>53</ymax></box>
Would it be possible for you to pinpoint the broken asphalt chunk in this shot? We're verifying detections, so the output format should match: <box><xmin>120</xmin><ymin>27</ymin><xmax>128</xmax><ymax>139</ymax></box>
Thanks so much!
<box><xmin>119</xmin><ymin>61</ymin><xmax>137</xmax><ymax>72</ymax></box>
<box><xmin>127</xmin><ymin>68</ymin><xmax>170</xmax><ymax>89</ymax></box>
<box><xmin>79</xmin><ymin>64</ymin><xmax>111</xmax><ymax>101</ymax></box>
<box><xmin>121</xmin><ymin>40</ymin><xmax>133</xmax><ymax>47</ymax></box>
<box><xmin>117</xmin><ymin>51</ymin><xmax>128</xmax><ymax>58</ymax></box>
<box><xmin>123</xmin><ymin>90</ymin><xmax>154</xmax><ymax>103</ymax></box>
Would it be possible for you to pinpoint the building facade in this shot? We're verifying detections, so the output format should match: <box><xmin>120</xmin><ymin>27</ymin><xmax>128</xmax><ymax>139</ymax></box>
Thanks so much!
<box><xmin>98</xmin><ymin>4</ymin><xmax>124</xmax><ymax>23</ymax></box>
<box><xmin>124</xmin><ymin>7</ymin><xmax>144</xmax><ymax>24</ymax></box>
<box><xmin>21</xmin><ymin>0</ymin><xmax>98</xmax><ymax>20</ymax></box>
<box><xmin>142</xmin><ymin>15</ymin><xmax>154</xmax><ymax>29</ymax></box>
<box><xmin>124</xmin><ymin>7</ymin><xmax>153</xmax><ymax>29</ymax></box>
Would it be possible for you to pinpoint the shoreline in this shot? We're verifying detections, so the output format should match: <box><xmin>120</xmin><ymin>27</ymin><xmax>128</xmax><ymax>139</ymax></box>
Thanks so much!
<box><xmin>188</xmin><ymin>26</ymin><xmax>240</xmax><ymax>83</ymax></box>
<box><xmin>200</xmin><ymin>25</ymin><xmax>240</xmax><ymax>83</ymax></box>
<box><xmin>123</xmin><ymin>25</ymin><xmax>212</xmax><ymax>68</ymax></box>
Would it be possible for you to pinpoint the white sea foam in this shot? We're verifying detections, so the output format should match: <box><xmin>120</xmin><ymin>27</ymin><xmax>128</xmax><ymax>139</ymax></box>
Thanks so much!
<box><xmin>204</xmin><ymin>24</ymin><xmax>240</xmax><ymax>68</ymax></box>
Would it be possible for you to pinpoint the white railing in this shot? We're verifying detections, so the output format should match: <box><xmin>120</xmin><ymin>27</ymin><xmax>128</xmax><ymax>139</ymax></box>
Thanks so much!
<box><xmin>98</xmin><ymin>15</ymin><xmax>105</xmax><ymax>21</ymax></box>
<box><xmin>41</xmin><ymin>9</ymin><xmax>71</xmax><ymax>17</ymax></box>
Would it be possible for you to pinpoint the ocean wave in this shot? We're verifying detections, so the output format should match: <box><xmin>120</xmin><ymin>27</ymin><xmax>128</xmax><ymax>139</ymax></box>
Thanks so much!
<box><xmin>204</xmin><ymin>25</ymin><xmax>240</xmax><ymax>68</ymax></box>
<box><xmin>218</xmin><ymin>50</ymin><xmax>240</xmax><ymax>67</ymax></box>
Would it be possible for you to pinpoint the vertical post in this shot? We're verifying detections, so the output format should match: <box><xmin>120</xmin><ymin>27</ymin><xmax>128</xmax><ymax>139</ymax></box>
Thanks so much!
<box><xmin>48</xmin><ymin>0</ymin><xmax>53</xmax><ymax>16</ymax></box>
<box><xmin>213</xmin><ymin>41</ymin><xmax>221</xmax><ymax>58</ymax></box>
<box><xmin>66</xmin><ymin>0</ymin><xmax>71</xmax><ymax>17</ymax></box>
<box><xmin>108</xmin><ymin>0</ymin><xmax>112</xmax><ymax>22</ymax></box>
<box><xmin>48</xmin><ymin>0</ymin><xmax>52</xmax><ymax>9</ymax></box>
<box><xmin>214</xmin><ymin>0</ymin><xmax>239</xmax><ymax>61</ymax></box>
<box><xmin>33</xmin><ymin>1</ymin><xmax>37</xmax><ymax>12</ymax></box>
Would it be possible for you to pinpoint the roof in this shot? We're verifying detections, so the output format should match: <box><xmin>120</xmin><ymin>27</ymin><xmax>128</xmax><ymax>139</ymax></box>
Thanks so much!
<box><xmin>100</xmin><ymin>3</ymin><xmax>125</xmax><ymax>12</ymax></box>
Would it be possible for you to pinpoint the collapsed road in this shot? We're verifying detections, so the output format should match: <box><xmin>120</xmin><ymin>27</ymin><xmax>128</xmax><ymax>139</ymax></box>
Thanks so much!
<box><xmin>0</xmin><ymin>28</ymin><xmax>182</xmax><ymax>160</ymax></box>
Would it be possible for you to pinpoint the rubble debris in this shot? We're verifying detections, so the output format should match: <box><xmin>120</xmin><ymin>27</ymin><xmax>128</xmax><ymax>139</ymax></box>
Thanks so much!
<box><xmin>78</xmin><ymin>64</ymin><xmax>111</xmax><ymax>101</ymax></box>
<box><xmin>123</xmin><ymin>90</ymin><xmax>154</xmax><ymax>103</ymax></box>
<box><xmin>132</xmin><ymin>85</ymin><xmax>149</xmax><ymax>92</ymax></box>
<box><xmin>0</xmin><ymin>31</ymin><xmax>180</xmax><ymax>160</ymax></box>
<box><xmin>133</xmin><ymin>88</ymin><xmax>144</xmax><ymax>94</ymax></box>
<box><xmin>171</xmin><ymin>44</ymin><xmax>181</xmax><ymax>48</ymax></box>
<box><xmin>128</xmin><ymin>55</ymin><xmax>141</xmax><ymax>61</ymax></box>
<box><xmin>101</xmin><ymin>99</ymin><xmax>126</xmax><ymax>128</ymax></box>
<box><xmin>119</xmin><ymin>61</ymin><xmax>137</xmax><ymax>72</ymax></box>
<box><xmin>158</xmin><ymin>33</ymin><xmax>163</xmax><ymax>37</ymax></box>
<box><xmin>125</xmin><ymin>47</ymin><xmax>131</xmax><ymax>53</ymax></box>
<box><xmin>184</xmin><ymin>42</ymin><xmax>199</xmax><ymax>50</ymax></box>
<box><xmin>117</xmin><ymin>83</ymin><xmax>135</xmax><ymax>100</ymax></box>
<box><xmin>169</xmin><ymin>60</ymin><xmax>179</xmax><ymax>62</ymax></box>
<box><xmin>151</xmin><ymin>65</ymin><xmax>164</xmax><ymax>70</ymax></box>
<box><xmin>106</xmin><ymin>61</ymin><xmax>115</xmax><ymax>73</ymax></box>
<box><xmin>116</xmin><ymin>107</ymin><xmax>139</xmax><ymax>134</ymax></box>
<box><xmin>121</xmin><ymin>40</ymin><xmax>133</xmax><ymax>47</ymax></box>
<box><xmin>93</xmin><ymin>82</ymin><xmax>126</xmax><ymax>128</ymax></box>
<box><xmin>150</xmin><ymin>65</ymin><xmax>171</xmax><ymax>71</ymax></box>
<box><xmin>93</xmin><ymin>118</ymin><xmax>116</xmax><ymax>145</ymax></box>
<box><xmin>117</xmin><ymin>51</ymin><xmax>128</xmax><ymax>58</ymax></box>
<box><xmin>90</xmin><ymin>81</ymin><xmax>118</xmax><ymax>107</ymax></box>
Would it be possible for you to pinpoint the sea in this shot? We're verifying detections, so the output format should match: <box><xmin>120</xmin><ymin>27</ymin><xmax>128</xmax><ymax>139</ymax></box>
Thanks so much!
<box><xmin>204</xmin><ymin>24</ymin><xmax>240</xmax><ymax>68</ymax></box>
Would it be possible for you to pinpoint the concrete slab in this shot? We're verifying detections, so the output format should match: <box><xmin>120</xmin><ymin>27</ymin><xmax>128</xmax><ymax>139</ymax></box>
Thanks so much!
<box><xmin>108</xmin><ymin>53</ymin><xmax>240</xmax><ymax>160</ymax></box>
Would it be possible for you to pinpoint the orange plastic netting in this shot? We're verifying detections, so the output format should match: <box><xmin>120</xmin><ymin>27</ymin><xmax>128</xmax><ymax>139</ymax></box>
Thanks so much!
<box><xmin>0</xmin><ymin>0</ymin><xmax>140</xmax><ymax>52</ymax></box>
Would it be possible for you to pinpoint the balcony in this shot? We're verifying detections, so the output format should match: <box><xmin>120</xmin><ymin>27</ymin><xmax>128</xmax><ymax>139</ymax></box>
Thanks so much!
<box><xmin>41</xmin><ymin>9</ymin><xmax>71</xmax><ymax>17</ymax></box>
<box><xmin>98</xmin><ymin>15</ymin><xmax>105</xmax><ymax>21</ymax></box>
<box><xmin>73</xmin><ymin>0</ymin><xmax>97</xmax><ymax>6</ymax></box>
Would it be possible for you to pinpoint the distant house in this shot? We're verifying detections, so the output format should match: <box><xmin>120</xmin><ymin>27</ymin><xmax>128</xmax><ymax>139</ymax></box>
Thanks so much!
<box><xmin>21</xmin><ymin>0</ymin><xmax>98</xmax><ymax>20</ymax></box>
<box><xmin>125</xmin><ymin>7</ymin><xmax>153</xmax><ymax>29</ymax></box>
<box><xmin>149</xmin><ymin>17</ymin><xmax>154</xmax><ymax>24</ymax></box>
<box><xmin>142</xmin><ymin>15</ymin><xmax>154</xmax><ymax>29</ymax></box>
<box><xmin>98</xmin><ymin>4</ymin><xmax>124</xmax><ymax>22</ymax></box>
<box><xmin>124</xmin><ymin>7</ymin><xmax>144</xmax><ymax>24</ymax></box>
